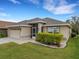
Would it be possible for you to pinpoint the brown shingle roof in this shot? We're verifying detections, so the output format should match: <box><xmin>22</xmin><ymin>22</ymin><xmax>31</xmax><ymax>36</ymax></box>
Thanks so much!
<box><xmin>43</xmin><ymin>18</ymin><xmax>68</xmax><ymax>25</ymax></box>
<box><xmin>18</xmin><ymin>17</ymin><xmax>68</xmax><ymax>25</ymax></box>
<box><xmin>8</xmin><ymin>17</ymin><xmax>70</xmax><ymax>27</ymax></box>
<box><xmin>18</xmin><ymin>18</ymin><xmax>43</xmax><ymax>25</ymax></box>
<box><xmin>0</xmin><ymin>21</ymin><xmax>15</xmax><ymax>28</ymax></box>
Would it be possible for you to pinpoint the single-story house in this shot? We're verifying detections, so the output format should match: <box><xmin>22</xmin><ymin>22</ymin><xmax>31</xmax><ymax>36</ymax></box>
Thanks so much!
<box><xmin>6</xmin><ymin>18</ymin><xmax>71</xmax><ymax>40</ymax></box>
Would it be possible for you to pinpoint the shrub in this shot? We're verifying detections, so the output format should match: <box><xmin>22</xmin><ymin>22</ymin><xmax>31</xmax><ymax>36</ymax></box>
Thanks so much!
<box><xmin>0</xmin><ymin>33</ymin><xmax>7</xmax><ymax>38</ymax></box>
<box><xmin>36</xmin><ymin>32</ymin><xmax>63</xmax><ymax>47</ymax></box>
<box><xmin>73</xmin><ymin>35</ymin><xmax>79</xmax><ymax>40</ymax></box>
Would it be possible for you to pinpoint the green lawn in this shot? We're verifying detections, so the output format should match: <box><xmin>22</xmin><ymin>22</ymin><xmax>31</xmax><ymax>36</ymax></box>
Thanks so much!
<box><xmin>0</xmin><ymin>37</ymin><xmax>79</xmax><ymax>59</ymax></box>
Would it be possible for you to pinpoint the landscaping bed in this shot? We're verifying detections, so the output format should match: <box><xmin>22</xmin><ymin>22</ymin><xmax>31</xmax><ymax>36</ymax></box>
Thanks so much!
<box><xmin>36</xmin><ymin>32</ymin><xmax>63</xmax><ymax>47</ymax></box>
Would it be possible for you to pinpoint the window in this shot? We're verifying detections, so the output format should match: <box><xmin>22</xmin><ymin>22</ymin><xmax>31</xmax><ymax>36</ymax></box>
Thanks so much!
<box><xmin>48</xmin><ymin>27</ymin><xmax>53</xmax><ymax>33</ymax></box>
<box><xmin>48</xmin><ymin>27</ymin><xmax>59</xmax><ymax>33</ymax></box>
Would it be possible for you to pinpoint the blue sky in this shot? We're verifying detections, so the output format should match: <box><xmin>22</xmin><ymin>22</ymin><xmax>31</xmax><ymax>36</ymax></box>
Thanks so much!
<box><xmin>0</xmin><ymin>0</ymin><xmax>79</xmax><ymax>22</ymax></box>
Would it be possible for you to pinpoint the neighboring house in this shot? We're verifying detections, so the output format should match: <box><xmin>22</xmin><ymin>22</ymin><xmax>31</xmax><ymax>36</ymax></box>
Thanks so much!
<box><xmin>0</xmin><ymin>21</ymin><xmax>15</xmax><ymax>36</ymax></box>
<box><xmin>7</xmin><ymin>18</ymin><xmax>71</xmax><ymax>40</ymax></box>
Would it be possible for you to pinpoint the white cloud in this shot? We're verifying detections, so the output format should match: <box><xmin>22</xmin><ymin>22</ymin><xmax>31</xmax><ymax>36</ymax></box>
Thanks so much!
<box><xmin>0</xmin><ymin>18</ymin><xmax>18</xmax><ymax>22</ymax></box>
<box><xmin>0</xmin><ymin>12</ymin><xmax>10</xmax><ymax>17</ymax></box>
<box><xmin>43</xmin><ymin>0</ymin><xmax>77</xmax><ymax>15</ymax></box>
<box><xmin>9</xmin><ymin>0</ymin><xmax>21</xmax><ymax>4</ymax></box>
<box><xmin>0</xmin><ymin>8</ymin><xmax>10</xmax><ymax>17</ymax></box>
<box><xmin>53</xmin><ymin>4</ymin><xmax>77</xmax><ymax>14</ymax></box>
<box><xmin>29</xmin><ymin>0</ymin><xmax>39</xmax><ymax>5</ymax></box>
<box><xmin>59</xmin><ymin>0</ymin><xmax>68</xmax><ymax>6</ymax></box>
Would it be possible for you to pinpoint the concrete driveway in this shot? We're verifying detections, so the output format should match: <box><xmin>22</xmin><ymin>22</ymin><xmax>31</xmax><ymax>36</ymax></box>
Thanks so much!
<box><xmin>0</xmin><ymin>37</ymin><xmax>35</xmax><ymax>44</ymax></box>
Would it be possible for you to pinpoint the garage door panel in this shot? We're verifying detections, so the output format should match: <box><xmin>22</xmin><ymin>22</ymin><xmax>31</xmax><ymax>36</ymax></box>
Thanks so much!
<box><xmin>8</xmin><ymin>30</ymin><xmax>20</xmax><ymax>38</ymax></box>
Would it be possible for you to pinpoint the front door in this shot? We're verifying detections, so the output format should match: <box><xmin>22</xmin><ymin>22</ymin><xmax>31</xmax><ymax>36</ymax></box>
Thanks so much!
<box><xmin>32</xmin><ymin>27</ymin><xmax>37</xmax><ymax>38</ymax></box>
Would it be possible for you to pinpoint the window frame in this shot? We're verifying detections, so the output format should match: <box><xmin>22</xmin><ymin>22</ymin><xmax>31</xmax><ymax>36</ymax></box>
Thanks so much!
<box><xmin>47</xmin><ymin>26</ymin><xmax>60</xmax><ymax>33</ymax></box>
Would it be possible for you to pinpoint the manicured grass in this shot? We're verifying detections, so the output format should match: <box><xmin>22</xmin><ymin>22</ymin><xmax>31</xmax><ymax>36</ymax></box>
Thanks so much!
<box><xmin>0</xmin><ymin>37</ymin><xmax>79</xmax><ymax>59</ymax></box>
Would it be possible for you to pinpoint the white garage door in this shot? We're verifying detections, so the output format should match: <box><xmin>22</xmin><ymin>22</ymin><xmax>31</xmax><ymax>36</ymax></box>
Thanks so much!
<box><xmin>8</xmin><ymin>30</ymin><xmax>20</xmax><ymax>38</ymax></box>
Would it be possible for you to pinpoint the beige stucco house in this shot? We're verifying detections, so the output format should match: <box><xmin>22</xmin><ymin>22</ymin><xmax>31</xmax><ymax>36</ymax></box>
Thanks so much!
<box><xmin>6</xmin><ymin>18</ymin><xmax>71</xmax><ymax>40</ymax></box>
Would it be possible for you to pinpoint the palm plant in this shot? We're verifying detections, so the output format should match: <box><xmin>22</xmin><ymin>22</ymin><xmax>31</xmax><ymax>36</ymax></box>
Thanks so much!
<box><xmin>66</xmin><ymin>16</ymin><xmax>79</xmax><ymax>37</ymax></box>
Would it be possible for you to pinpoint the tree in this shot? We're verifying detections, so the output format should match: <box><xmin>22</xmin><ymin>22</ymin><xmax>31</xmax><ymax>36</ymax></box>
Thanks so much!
<box><xmin>66</xmin><ymin>16</ymin><xmax>79</xmax><ymax>37</ymax></box>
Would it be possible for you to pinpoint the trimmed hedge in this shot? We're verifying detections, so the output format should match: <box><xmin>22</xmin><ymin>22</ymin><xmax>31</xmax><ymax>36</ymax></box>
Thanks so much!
<box><xmin>0</xmin><ymin>33</ymin><xmax>7</xmax><ymax>38</ymax></box>
<box><xmin>36</xmin><ymin>32</ymin><xmax>63</xmax><ymax>47</ymax></box>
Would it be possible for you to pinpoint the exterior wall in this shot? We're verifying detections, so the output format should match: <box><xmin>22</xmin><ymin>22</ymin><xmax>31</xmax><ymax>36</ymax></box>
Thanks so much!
<box><xmin>20</xmin><ymin>27</ymin><xmax>31</xmax><ymax>38</ymax></box>
<box><xmin>43</xmin><ymin>26</ymin><xmax>71</xmax><ymax>40</ymax></box>
<box><xmin>7</xmin><ymin>25</ymin><xmax>71</xmax><ymax>40</ymax></box>
<box><xmin>60</xmin><ymin>26</ymin><xmax>71</xmax><ymax>40</ymax></box>
<box><xmin>43</xmin><ymin>26</ymin><xmax>48</xmax><ymax>32</ymax></box>
<box><xmin>38</xmin><ymin>23</ymin><xmax>43</xmax><ymax>33</ymax></box>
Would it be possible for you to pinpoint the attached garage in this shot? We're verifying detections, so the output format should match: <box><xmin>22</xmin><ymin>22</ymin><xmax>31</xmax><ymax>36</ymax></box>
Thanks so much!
<box><xmin>7</xmin><ymin>25</ymin><xmax>31</xmax><ymax>38</ymax></box>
